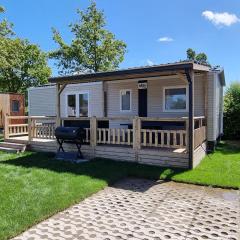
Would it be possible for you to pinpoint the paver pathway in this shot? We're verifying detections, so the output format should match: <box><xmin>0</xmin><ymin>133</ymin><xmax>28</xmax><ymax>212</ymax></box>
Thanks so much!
<box><xmin>13</xmin><ymin>178</ymin><xmax>240</xmax><ymax>240</ymax></box>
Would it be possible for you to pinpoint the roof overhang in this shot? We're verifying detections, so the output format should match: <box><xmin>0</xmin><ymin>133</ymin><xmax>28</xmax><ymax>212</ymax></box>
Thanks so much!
<box><xmin>49</xmin><ymin>61</ymin><xmax>211</xmax><ymax>84</ymax></box>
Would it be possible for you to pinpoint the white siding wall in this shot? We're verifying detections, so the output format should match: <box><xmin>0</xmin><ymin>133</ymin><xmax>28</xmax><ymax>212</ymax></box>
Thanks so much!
<box><xmin>60</xmin><ymin>82</ymin><xmax>104</xmax><ymax>118</ymax></box>
<box><xmin>28</xmin><ymin>86</ymin><xmax>56</xmax><ymax>116</ymax></box>
<box><xmin>206</xmin><ymin>72</ymin><xmax>216</xmax><ymax>141</ymax></box>
<box><xmin>28</xmin><ymin>82</ymin><xmax>104</xmax><ymax>118</ymax></box>
<box><xmin>106</xmin><ymin>75</ymin><xmax>206</xmax><ymax>128</ymax></box>
<box><xmin>206</xmin><ymin>72</ymin><xmax>224</xmax><ymax>142</ymax></box>
<box><xmin>148</xmin><ymin>75</ymin><xmax>205</xmax><ymax>117</ymax></box>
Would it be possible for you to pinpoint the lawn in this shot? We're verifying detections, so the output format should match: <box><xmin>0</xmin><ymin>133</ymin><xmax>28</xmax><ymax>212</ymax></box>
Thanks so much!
<box><xmin>172</xmin><ymin>141</ymin><xmax>240</xmax><ymax>188</ymax></box>
<box><xmin>0</xmin><ymin>141</ymin><xmax>239</xmax><ymax>239</ymax></box>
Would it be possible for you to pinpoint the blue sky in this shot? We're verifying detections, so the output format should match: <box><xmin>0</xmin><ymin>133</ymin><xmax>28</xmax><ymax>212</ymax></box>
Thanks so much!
<box><xmin>1</xmin><ymin>0</ymin><xmax>240</xmax><ymax>86</ymax></box>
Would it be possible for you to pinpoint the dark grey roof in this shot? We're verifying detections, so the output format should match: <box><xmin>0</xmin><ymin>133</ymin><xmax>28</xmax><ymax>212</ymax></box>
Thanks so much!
<box><xmin>49</xmin><ymin>60</ymin><xmax>211</xmax><ymax>84</ymax></box>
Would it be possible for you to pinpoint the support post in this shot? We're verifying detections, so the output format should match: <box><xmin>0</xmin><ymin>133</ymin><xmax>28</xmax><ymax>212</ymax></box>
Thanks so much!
<box><xmin>90</xmin><ymin>116</ymin><xmax>97</xmax><ymax>157</ymax></box>
<box><xmin>185</xmin><ymin>68</ymin><xmax>194</xmax><ymax>169</ymax></box>
<box><xmin>28</xmin><ymin>117</ymin><xmax>32</xmax><ymax>142</ymax></box>
<box><xmin>56</xmin><ymin>83</ymin><xmax>61</xmax><ymax>127</ymax></box>
<box><xmin>133</xmin><ymin>117</ymin><xmax>141</xmax><ymax>162</ymax></box>
<box><xmin>4</xmin><ymin>114</ymin><xmax>9</xmax><ymax>139</ymax></box>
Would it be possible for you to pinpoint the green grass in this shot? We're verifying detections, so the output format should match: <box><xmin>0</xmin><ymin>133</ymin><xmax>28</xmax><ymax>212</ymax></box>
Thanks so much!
<box><xmin>172</xmin><ymin>141</ymin><xmax>240</xmax><ymax>188</ymax></box>
<box><xmin>0</xmin><ymin>141</ymin><xmax>239</xmax><ymax>239</ymax></box>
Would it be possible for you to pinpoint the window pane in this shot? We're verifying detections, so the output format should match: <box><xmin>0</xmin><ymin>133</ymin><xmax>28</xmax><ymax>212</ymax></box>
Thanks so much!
<box><xmin>165</xmin><ymin>88</ymin><xmax>186</xmax><ymax>110</ymax></box>
<box><xmin>67</xmin><ymin>95</ymin><xmax>76</xmax><ymax>117</ymax></box>
<box><xmin>79</xmin><ymin>93</ymin><xmax>88</xmax><ymax>117</ymax></box>
<box><xmin>12</xmin><ymin>100</ymin><xmax>20</xmax><ymax>112</ymax></box>
<box><xmin>121</xmin><ymin>91</ymin><xmax>131</xmax><ymax>111</ymax></box>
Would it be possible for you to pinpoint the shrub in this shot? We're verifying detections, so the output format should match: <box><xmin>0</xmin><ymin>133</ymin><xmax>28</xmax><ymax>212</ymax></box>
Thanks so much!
<box><xmin>224</xmin><ymin>82</ymin><xmax>240</xmax><ymax>139</ymax></box>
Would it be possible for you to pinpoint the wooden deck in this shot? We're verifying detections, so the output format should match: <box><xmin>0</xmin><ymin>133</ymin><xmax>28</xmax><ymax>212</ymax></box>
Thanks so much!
<box><xmin>5</xmin><ymin>136</ymin><xmax>189</xmax><ymax>168</ymax></box>
<box><xmin>3</xmin><ymin>115</ymin><xmax>207</xmax><ymax>169</ymax></box>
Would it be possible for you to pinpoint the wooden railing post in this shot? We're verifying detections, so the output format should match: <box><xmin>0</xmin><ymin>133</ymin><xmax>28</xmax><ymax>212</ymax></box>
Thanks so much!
<box><xmin>28</xmin><ymin>117</ymin><xmax>32</xmax><ymax>142</ymax></box>
<box><xmin>90</xmin><ymin>117</ymin><xmax>97</xmax><ymax>157</ymax></box>
<box><xmin>133</xmin><ymin>117</ymin><xmax>141</xmax><ymax>162</ymax></box>
<box><xmin>4</xmin><ymin>114</ymin><xmax>9</xmax><ymax>139</ymax></box>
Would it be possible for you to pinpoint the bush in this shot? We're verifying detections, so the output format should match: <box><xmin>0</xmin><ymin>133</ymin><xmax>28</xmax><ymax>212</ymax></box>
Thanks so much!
<box><xmin>224</xmin><ymin>82</ymin><xmax>240</xmax><ymax>139</ymax></box>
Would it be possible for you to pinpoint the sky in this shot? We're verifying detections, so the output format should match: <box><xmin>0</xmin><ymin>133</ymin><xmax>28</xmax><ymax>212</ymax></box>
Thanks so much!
<box><xmin>1</xmin><ymin>0</ymin><xmax>240</xmax><ymax>86</ymax></box>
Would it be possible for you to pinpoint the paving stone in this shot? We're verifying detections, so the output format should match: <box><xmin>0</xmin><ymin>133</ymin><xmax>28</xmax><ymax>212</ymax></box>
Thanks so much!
<box><xmin>12</xmin><ymin>178</ymin><xmax>240</xmax><ymax>240</ymax></box>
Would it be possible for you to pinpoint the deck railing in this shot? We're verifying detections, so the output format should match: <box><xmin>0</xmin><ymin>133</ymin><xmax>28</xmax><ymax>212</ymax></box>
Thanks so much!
<box><xmin>97</xmin><ymin>128</ymin><xmax>133</xmax><ymax>146</ymax></box>
<box><xmin>194</xmin><ymin>117</ymin><xmax>207</xmax><ymax>149</ymax></box>
<box><xmin>60</xmin><ymin>116</ymin><xmax>188</xmax><ymax>150</ymax></box>
<box><xmin>4</xmin><ymin>115</ymin><xmax>206</xmax><ymax>151</ymax></box>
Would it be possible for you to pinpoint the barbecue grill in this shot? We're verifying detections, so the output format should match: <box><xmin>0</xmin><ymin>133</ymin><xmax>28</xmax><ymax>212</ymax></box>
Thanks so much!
<box><xmin>55</xmin><ymin>127</ymin><xmax>86</xmax><ymax>159</ymax></box>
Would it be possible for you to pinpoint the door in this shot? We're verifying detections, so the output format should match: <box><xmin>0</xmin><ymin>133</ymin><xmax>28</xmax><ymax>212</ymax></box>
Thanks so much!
<box><xmin>138</xmin><ymin>81</ymin><xmax>147</xmax><ymax>117</ymax></box>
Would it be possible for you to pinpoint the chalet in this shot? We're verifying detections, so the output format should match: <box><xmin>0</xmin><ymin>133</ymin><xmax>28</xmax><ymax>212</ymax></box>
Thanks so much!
<box><xmin>4</xmin><ymin>61</ymin><xmax>225</xmax><ymax>168</ymax></box>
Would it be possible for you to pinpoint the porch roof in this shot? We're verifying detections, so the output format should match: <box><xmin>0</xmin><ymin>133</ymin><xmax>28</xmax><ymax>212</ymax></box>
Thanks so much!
<box><xmin>49</xmin><ymin>61</ymin><xmax>210</xmax><ymax>84</ymax></box>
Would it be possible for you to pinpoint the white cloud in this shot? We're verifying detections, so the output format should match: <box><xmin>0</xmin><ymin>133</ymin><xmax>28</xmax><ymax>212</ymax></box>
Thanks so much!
<box><xmin>146</xmin><ymin>59</ymin><xmax>154</xmax><ymax>65</ymax></box>
<box><xmin>202</xmin><ymin>10</ymin><xmax>240</xmax><ymax>26</ymax></box>
<box><xmin>158</xmin><ymin>37</ymin><xmax>174</xmax><ymax>42</ymax></box>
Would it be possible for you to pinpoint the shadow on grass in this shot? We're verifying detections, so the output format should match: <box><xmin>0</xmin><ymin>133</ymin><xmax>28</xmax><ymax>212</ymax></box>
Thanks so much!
<box><xmin>0</xmin><ymin>152</ymin><xmax>184</xmax><ymax>191</ymax></box>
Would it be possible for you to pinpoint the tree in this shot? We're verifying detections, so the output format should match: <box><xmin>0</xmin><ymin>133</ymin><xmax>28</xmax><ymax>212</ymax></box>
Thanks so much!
<box><xmin>186</xmin><ymin>48</ymin><xmax>209</xmax><ymax>65</ymax></box>
<box><xmin>0</xmin><ymin>38</ymin><xmax>51</xmax><ymax>93</ymax></box>
<box><xmin>186</xmin><ymin>48</ymin><xmax>196</xmax><ymax>60</ymax></box>
<box><xmin>224</xmin><ymin>82</ymin><xmax>240</xmax><ymax>139</ymax></box>
<box><xmin>0</xmin><ymin>6</ymin><xmax>14</xmax><ymax>37</ymax></box>
<box><xmin>195</xmin><ymin>52</ymin><xmax>208</xmax><ymax>64</ymax></box>
<box><xmin>50</xmin><ymin>1</ymin><xmax>127</xmax><ymax>75</ymax></box>
<box><xmin>0</xmin><ymin>6</ymin><xmax>51</xmax><ymax>94</ymax></box>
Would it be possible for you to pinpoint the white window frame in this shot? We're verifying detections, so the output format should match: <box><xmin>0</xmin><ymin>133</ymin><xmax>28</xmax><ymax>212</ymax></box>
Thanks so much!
<box><xmin>120</xmin><ymin>89</ymin><xmax>132</xmax><ymax>112</ymax></box>
<box><xmin>65</xmin><ymin>91</ymin><xmax>90</xmax><ymax>117</ymax></box>
<box><xmin>163</xmin><ymin>85</ymin><xmax>188</xmax><ymax>112</ymax></box>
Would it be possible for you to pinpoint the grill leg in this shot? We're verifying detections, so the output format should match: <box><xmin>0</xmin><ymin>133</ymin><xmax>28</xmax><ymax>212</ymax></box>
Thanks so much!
<box><xmin>76</xmin><ymin>142</ymin><xmax>83</xmax><ymax>159</ymax></box>
<box><xmin>57</xmin><ymin>139</ymin><xmax>64</xmax><ymax>153</ymax></box>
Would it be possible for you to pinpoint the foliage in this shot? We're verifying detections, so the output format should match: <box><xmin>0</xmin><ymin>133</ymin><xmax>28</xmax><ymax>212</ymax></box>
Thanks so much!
<box><xmin>0</xmin><ymin>6</ymin><xmax>14</xmax><ymax>37</ymax></box>
<box><xmin>50</xmin><ymin>1</ymin><xmax>127</xmax><ymax>75</ymax></box>
<box><xmin>0</xmin><ymin>38</ymin><xmax>51</xmax><ymax>93</ymax></box>
<box><xmin>224</xmin><ymin>82</ymin><xmax>240</xmax><ymax>139</ymax></box>
<box><xmin>0</xmin><ymin>6</ymin><xmax>51</xmax><ymax>94</ymax></box>
<box><xmin>186</xmin><ymin>48</ymin><xmax>196</xmax><ymax>60</ymax></box>
<box><xmin>186</xmin><ymin>48</ymin><xmax>209</xmax><ymax>65</ymax></box>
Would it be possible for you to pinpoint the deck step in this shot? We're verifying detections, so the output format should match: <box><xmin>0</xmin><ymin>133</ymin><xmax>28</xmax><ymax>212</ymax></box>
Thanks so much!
<box><xmin>0</xmin><ymin>142</ymin><xmax>27</xmax><ymax>153</ymax></box>
<box><xmin>0</xmin><ymin>146</ymin><xmax>20</xmax><ymax>153</ymax></box>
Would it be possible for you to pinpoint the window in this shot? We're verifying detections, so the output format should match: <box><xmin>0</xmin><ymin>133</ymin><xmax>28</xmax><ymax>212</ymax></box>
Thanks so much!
<box><xmin>79</xmin><ymin>93</ymin><xmax>88</xmax><ymax>117</ymax></box>
<box><xmin>164</xmin><ymin>86</ymin><xmax>188</xmax><ymax>111</ymax></box>
<box><xmin>120</xmin><ymin>90</ymin><xmax>131</xmax><ymax>111</ymax></box>
<box><xmin>12</xmin><ymin>100</ymin><xmax>20</xmax><ymax>112</ymax></box>
<box><xmin>67</xmin><ymin>95</ymin><xmax>76</xmax><ymax>117</ymax></box>
<box><xmin>66</xmin><ymin>92</ymin><xmax>89</xmax><ymax>117</ymax></box>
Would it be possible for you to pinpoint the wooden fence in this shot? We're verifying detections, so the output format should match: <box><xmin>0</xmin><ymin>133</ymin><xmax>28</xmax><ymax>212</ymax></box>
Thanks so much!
<box><xmin>4</xmin><ymin>115</ymin><xmax>206</xmax><ymax>151</ymax></box>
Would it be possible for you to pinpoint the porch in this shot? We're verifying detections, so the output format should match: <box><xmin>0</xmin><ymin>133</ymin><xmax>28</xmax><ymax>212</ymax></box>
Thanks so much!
<box><xmin>3</xmin><ymin>115</ymin><xmax>207</xmax><ymax>168</ymax></box>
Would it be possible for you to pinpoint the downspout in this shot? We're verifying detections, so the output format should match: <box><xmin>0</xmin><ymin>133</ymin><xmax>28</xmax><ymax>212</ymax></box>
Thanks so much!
<box><xmin>185</xmin><ymin>68</ymin><xmax>194</xmax><ymax>169</ymax></box>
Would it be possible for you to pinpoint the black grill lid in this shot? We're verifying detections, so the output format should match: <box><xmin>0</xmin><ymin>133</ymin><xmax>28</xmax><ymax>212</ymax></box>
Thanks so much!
<box><xmin>55</xmin><ymin>127</ymin><xmax>86</xmax><ymax>140</ymax></box>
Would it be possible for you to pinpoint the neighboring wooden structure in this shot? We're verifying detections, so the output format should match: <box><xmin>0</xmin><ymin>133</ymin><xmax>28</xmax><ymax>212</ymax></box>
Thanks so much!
<box><xmin>7</xmin><ymin>61</ymin><xmax>225</xmax><ymax>169</ymax></box>
<box><xmin>0</xmin><ymin>93</ymin><xmax>25</xmax><ymax>128</ymax></box>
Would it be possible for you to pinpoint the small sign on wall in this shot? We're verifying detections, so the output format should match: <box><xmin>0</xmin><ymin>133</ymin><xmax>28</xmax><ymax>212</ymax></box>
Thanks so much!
<box><xmin>138</xmin><ymin>82</ymin><xmax>147</xmax><ymax>89</ymax></box>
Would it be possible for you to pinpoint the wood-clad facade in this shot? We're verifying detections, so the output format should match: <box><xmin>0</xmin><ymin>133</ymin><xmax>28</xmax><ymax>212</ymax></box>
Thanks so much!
<box><xmin>0</xmin><ymin>93</ymin><xmax>25</xmax><ymax>128</ymax></box>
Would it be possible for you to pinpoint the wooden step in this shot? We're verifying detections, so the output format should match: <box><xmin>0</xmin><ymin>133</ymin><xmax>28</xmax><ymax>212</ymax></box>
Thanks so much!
<box><xmin>0</xmin><ymin>142</ymin><xmax>27</xmax><ymax>153</ymax></box>
<box><xmin>0</xmin><ymin>146</ymin><xmax>20</xmax><ymax>153</ymax></box>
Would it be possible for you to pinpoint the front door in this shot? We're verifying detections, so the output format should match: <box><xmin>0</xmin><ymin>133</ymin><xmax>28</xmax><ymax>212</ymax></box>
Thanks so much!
<box><xmin>138</xmin><ymin>81</ymin><xmax>147</xmax><ymax>117</ymax></box>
